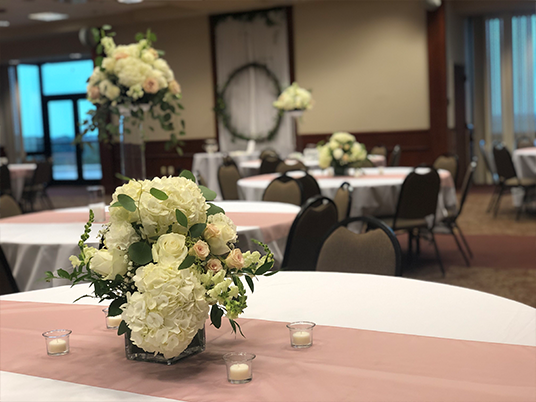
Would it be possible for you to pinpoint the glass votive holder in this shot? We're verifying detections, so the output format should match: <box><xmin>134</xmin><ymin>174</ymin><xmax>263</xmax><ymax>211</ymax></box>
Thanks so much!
<box><xmin>287</xmin><ymin>321</ymin><xmax>316</xmax><ymax>348</ymax></box>
<box><xmin>223</xmin><ymin>352</ymin><xmax>256</xmax><ymax>384</ymax></box>
<box><xmin>87</xmin><ymin>185</ymin><xmax>106</xmax><ymax>223</ymax></box>
<box><xmin>103</xmin><ymin>308</ymin><xmax>122</xmax><ymax>329</ymax></box>
<box><xmin>42</xmin><ymin>329</ymin><xmax>72</xmax><ymax>356</ymax></box>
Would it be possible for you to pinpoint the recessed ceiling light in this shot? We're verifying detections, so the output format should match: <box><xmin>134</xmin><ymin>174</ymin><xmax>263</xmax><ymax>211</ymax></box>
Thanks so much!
<box><xmin>28</xmin><ymin>12</ymin><xmax>69</xmax><ymax>22</ymax></box>
<box><xmin>117</xmin><ymin>0</ymin><xmax>143</xmax><ymax>4</ymax></box>
<box><xmin>69</xmin><ymin>53</ymin><xmax>83</xmax><ymax>59</ymax></box>
<box><xmin>0</xmin><ymin>20</ymin><xmax>9</xmax><ymax>27</ymax></box>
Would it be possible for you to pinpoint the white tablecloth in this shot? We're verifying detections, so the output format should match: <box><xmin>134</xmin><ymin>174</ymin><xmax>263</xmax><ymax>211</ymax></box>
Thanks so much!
<box><xmin>7</xmin><ymin>164</ymin><xmax>36</xmax><ymax>201</ymax></box>
<box><xmin>0</xmin><ymin>202</ymin><xmax>299</xmax><ymax>292</ymax></box>
<box><xmin>239</xmin><ymin>154</ymin><xmax>386</xmax><ymax>177</ymax></box>
<box><xmin>513</xmin><ymin>147</ymin><xmax>536</xmax><ymax>179</ymax></box>
<box><xmin>1</xmin><ymin>272</ymin><xmax>535</xmax><ymax>401</ymax></box>
<box><xmin>191</xmin><ymin>151</ymin><xmax>259</xmax><ymax>200</ymax></box>
<box><xmin>237</xmin><ymin>167</ymin><xmax>458</xmax><ymax>220</ymax></box>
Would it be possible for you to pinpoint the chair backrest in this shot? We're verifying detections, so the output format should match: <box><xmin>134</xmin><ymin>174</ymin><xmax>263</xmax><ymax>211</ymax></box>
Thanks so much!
<box><xmin>433</xmin><ymin>154</ymin><xmax>459</xmax><ymax>185</ymax></box>
<box><xmin>33</xmin><ymin>160</ymin><xmax>53</xmax><ymax>186</ymax></box>
<box><xmin>195</xmin><ymin>171</ymin><xmax>208</xmax><ymax>188</ymax></box>
<box><xmin>478</xmin><ymin>139</ymin><xmax>498</xmax><ymax>183</ymax></box>
<box><xmin>393</xmin><ymin>167</ymin><xmax>440</xmax><ymax>229</ymax></box>
<box><xmin>0</xmin><ymin>165</ymin><xmax>12</xmax><ymax>194</ymax></box>
<box><xmin>260</xmin><ymin>149</ymin><xmax>279</xmax><ymax>159</ymax></box>
<box><xmin>0</xmin><ymin>194</ymin><xmax>22</xmax><ymax>219</ymax></box>
<box><xmin>276</xmin><ymin>160</ymin><xmax>307</xmax><ymax>174</ymax></box>
<box><xmin>217</xmin><ymin>163</ymin><xmax>241</xmax><ymax>200</ymax></box>
<box><xmin>295</xmin><ymin>172</ymin><xmax>321</xmax><ymax>204</ymax></box>
<box><xmin>316</xmin><ymin>216</ymin><xmax>402</xmax><ymax>276</ymax></box>
<box><xmin>516</xmin><ymin>136</ymin><xmax>534</xmax><ymax>149</ymax></box>
<box><xmin>369</xmin><ymin>145</ymin><xmax>387</xmax><ymax>157</ymax></box>
<box><xmin>262</xmin><ymin>175</ymin><xmax>303</xmax><ymax>206</ymax></box>
<box><xmin>260</xmin><ymin>155</ymin><xmax>282</xmax><ymax>174</ymax></box>
<box><xmin>455</xmin><ymin>157</ymin><xmax>477</xmax><ymax>218</ymax></box>
<box><xmin>333</xmin><ymin>181</ymin><xmax>352</xmax><ymax>221</ymax></box>
<box><xmin>282</xmin><ymin>196</ymin><xmax>338</xmax><ymax>271</ymax></box>
<box><xmin>222</xmin><ymin>155</ymin><xmax>238</xmax><ymax>168</ymax></box>
<box><xmin>356</xmin><ymin>158</ymin><xmax>375</xmax><ymax>168</ymax></box>
<box><xmin>0</xmin><ymin>245</ymin><xmax>19</xmax><ymax>295</ymax></box>
<box><xmin>492</xmin><ymin>144</ymin><xmax>517</xmax><ymax>182</ymax></box>
<box><xmin>388</xmin><ymin>145</ymin><xmax>401</xmax><ymax>167</ymax></box>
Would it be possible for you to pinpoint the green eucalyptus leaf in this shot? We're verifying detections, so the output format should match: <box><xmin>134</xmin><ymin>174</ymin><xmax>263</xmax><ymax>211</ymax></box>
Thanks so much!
<box><xmin>175</xmin><ymin>209</ymin><xmax>188</xmax><ymax>227</ymax></box>
<box><xmin>108</xmin><ymin>298</ymin><xmax>125</xmax><ymax>317</ymax></box>
<box><xmin>57</xmin><ymin>269</ymin><xmax>70</xmax><ymax>279</ymax></box>
<box><xmin>128</xmin><ymin>241</ymin><xmax>152</xmax><ymax>265</ymax></box>
<box><xmin>255</xmin><ymin>260</ymin><xmax>273</xmax><ymax>276</ymax></box>
<box><xmin>199</xmin><ymin>186</ymin><xmax>217</xmax><ymax>201</ymax></box>
<box><xmin>207</xmin><ymin>203</ymin><xmax>225</xmax><ymax>216</ymax></box>
<box><xmin>178</xmin><ymin>255</ymin><xmax>195</xmax><ymax>270</ymax></box>
<box><xmin>210</xmin><ymin>305</ymin><xmax>224</xmax><ymax>329</ymax></box>
<box><xmin>117</xmin><ymin>320</ymin><xmax>128</xmax><ymax>336</ymax></box>
<box><xmin>150</xmin><ymin>188</ymin><xmax>168</xmax><ymax>200</ymax></box>
<box><xmin>118</xmin><ymin>194</ymin><xmax>136</xmax><ymax>212</ymax></box>
<box><xmin>179</xmin><ymin>170</ymin><xmax>196</xmax><ymax>183</ymax></box>
<box><xmin>110</xmin><ymin>201</ymin><xmax>121</xmax><ymax>208</ymax></box>
<box><xmin>189</xmin><ymin>223</ymin><xmax>206</xmax><ymax>239</ymax></box>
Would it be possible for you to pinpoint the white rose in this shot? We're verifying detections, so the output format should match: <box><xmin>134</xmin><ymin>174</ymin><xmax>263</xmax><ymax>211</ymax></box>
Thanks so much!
<box><xmin>98</xmin><ymin>80</ymin><xmax>120</xmax><ymax>100</ymax></box>
<box><xmin>333</xmin><ymin>148</ymin><xmax>344</xmax><ymax>160</ymax></box>
<box><xmin>203</xmin><ymin>213</ymin><xmax>237</xmax><ymax>255</ymax></box>
<box><xmin>104</xmin><ymin>220</ymin><xmax>140</xmax><ymax>251</ymax></box>
<box><xmin>90</xmin><ymin>248</ymin><xmax>128</xmax><ymax>280</ymax></box>
<box><xmin>101</xmin><ymin>57</ymin><xmax>116</xmax><ymax>73</ymax></box>
<box><xmin>151</xmin><ymin>233</ymin><xmax>188</xmax><ymax>268</ymax></box>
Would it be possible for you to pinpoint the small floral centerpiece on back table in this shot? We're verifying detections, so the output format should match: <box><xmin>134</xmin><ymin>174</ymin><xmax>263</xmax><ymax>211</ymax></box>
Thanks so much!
<box><xmin>318</xmin><ymin>132</ymin><xmax>368</xmax><ymax>176</ymax></box>
<box><xmin>273</xmin><ymin>82</ymin><xmax>314</xmax><ymax>117</ymax></box>
<box><xmin>45</xmin><ymin>172</ymin><xmax>275</xmax><ymax>364</ymax></box>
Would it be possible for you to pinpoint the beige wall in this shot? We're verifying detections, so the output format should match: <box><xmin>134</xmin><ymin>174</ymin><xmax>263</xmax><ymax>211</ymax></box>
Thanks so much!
<box><xmin>293</xmin><ymin>1</ymin><xmax>430</xmax><ymax>134</ymax></box>
<box><xmin>446</xmin><ymin>3</ymin><xmax>466</xmax><ymax>130</ymax></box>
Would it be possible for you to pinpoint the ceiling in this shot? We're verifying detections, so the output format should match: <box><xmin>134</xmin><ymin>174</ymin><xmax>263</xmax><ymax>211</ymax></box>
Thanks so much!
<box><xmin>0</xmin><ymin>0</ymin><xmax>534</xmax><ymax>41</ymax></box>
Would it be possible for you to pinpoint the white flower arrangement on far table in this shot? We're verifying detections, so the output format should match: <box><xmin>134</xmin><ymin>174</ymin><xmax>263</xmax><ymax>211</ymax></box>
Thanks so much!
<box><xmin>273</xmin><ymin>82</ymin><xmax>314</xmax><ymax>114</ymax></box>
<box><xmin>318</xmin><ymin>132</ymin><xmax>368</xmax><ymax>175</ymax></box>
<box><xmin>81</xmin><ymin>27</ymin><xmax>185</xmax><ymax>153</ymax></box>
<box><xmin>45</xmin><ymin>172</ymin><xmax>275</xmax><ymax>360</ymax></box>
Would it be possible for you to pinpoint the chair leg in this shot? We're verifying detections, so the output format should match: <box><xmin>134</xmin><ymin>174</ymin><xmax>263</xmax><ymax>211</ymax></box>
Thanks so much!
<box><xmin>454</xmin><ymin>223</ymin><xmax>473</xmax><ymax>259</ymax></box>
<box><xmin>430</xmin><ymin>232</ymin><xmax>445</xmax><ymax>277</ymax></box>
<box><xmin>486</xmin><ymin>185</ymin><xmax>499</xmax><ymax>213</ymax></box>
<box><xmin>449</xmin><ymin>225</ymin><xmax>470</xmax><ymax>267</ymax></box>
<box><xmin>407</xmin><ymin>230</ymin><xmax>413</xmax><ymax>266</ymax></box>
<box><xmin>416</xmin><ymin>231</ymin><xmax>421</xmax><ymax>257</ymax></box>
<box><xmin>516</xmin><ymin>187</ymin><xmax>530</xmax><ymax>221</ymax></box>
<box><xmin>493</xmin><ymin>186</ymin><xmax>504</xmax><ymax>217</ymax></box>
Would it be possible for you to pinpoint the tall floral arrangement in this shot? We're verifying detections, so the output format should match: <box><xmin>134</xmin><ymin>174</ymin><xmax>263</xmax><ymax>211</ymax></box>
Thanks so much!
<box><xmin>45</xmin><ymin>172</ymin><xmax>275</xmax><ymax>359</ymax></box>
<box><xmin>318</xmin><ymin>132</ymin><xmax>368</xmax><ymax>172</ymax></box>
<box><xmin>273</xmin><ymin>82</ymin><xmax>314</xmax><ymax>111</ymax></box>
<box><xmin>80</xmin><ymin>27</ymin><xmax>185</xmax><ymax>153</ymax></box>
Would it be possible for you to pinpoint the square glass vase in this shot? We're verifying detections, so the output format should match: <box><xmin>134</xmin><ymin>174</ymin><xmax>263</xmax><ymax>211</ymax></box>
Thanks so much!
<box><xmin>125</xmin><ymin>326</ymin><xmax>206</xmax><ymax>365</ymax></box>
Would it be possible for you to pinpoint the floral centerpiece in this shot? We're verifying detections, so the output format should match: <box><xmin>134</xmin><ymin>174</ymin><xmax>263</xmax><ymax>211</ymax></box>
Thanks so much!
<box><xmin>318</xmin><ymin>132</ymin><xmax>368</xmax><ymax>176</ymax></box>
<box><xmin>80</xmin><ymin>27</ymin><xmax>185</xmax><ymax>155</ymax></box>
<box><xmin>273</xmin><ymin>82</ymin><xmax>314</xmax><ymax>114</ymax></box>
<box><xmin>45</xmin><ymin>172</ymin><xmax>275</xmax><ymax>363</ymax></box>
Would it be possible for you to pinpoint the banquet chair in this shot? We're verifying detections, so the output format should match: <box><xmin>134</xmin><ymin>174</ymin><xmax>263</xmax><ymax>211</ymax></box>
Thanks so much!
<box><xmin>369</xmin><ymin>145</ymin><xmax>387</xmax><ymax>157</ymax></box>
<box><xmin>355</xmin><ymin>158</ymin><xmax>375</xmax><ymax>168</ymax></box>
<box><xmin>262</xmin><ymin>175</ymin><xmax>303</xmax><ymax>206</ymax></box>
<box><xmin>0</xmin><ymin>194</ymin><xmax>22</xmax><ymax>219</ymax></box>
<box><xmin>433</xmin><ymin>158</ymin><xmax>477</xmax><ymax>266</ymax></box>
<box><xmin>479</xmin><ymin>139</ymin><xmax>501</xmax><ymax>213</ymax></box>
<box><xmin>217</xmin><ymin>162</ymin><xmax>241</xmax><ymax>200</ymax></box>
<box><xmin>316</xmin><ymin>216</ymin><xmax>402</xmax><ymax>276</ymax></box>
<box><xmin>195</xmin><ymin>171</ymin><xmax>208</xmax><ymax>188</ymax></box>
<box><xmin>260</xmin><ymin>155</ymin><xmax>283</xmax><ymax>174</ymax></box>
<box><xmin>21</xmin><ymin>160</ymin><xmax>54</xmax><ymax>212</ymax></box>
<box><xmin>295</xmin><ymin>172</ymin><xmax>321</xmax><ymax>204</ymax></box>
<box><xmin>0</xmin><ymin>165</ymin><xmax>13</xmax><ymax>197</ymax></box>
<box><xmin>0</xmin><ymin>245</ymin><xmax>19</xmax><ymax>295</ymax></box>
<box><xmin>282</xmin><ymin>196</ymin><xmax>338</xmax><ymax>271</ymax></box>
<box><xmin>492</xmin><ymin>144</ymin><xmax>536</xmax><ymax>220</ymax></box>
<box><xmin>381</xmin><ymin>167</ymin><xmax>443</xmax><ymax>275</ymax></box>
<box><xmin>516</xmin><ymin>136</ymin><xmax>534</xmax><ymax>149</ymax></box>
<box><xmin>276</xmin><ymin>160</ymin><xmax>307</xmax><ymax>174</ymax></box>
<box><xmin>433</xmin><ymin>154</ymin><xmax>459</xmax><ymax>186</ymax></box>
<box><xmin>260</xmin><ymin>149</ymin><xmax>279</xmax><ymax>160</ymax></box>
<box><xmin>333</xmin><ymin>182</ymin><xmax>353</xmax><ymax>221</ymax></box>
<box><xmin>388</xmin><ymin>145</ymin><xmax>402</xmax><ymax>167</ymax></box>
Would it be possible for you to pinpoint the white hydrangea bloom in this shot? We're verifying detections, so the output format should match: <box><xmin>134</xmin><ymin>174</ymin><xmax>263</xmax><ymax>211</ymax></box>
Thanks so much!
<box><xmin>104</xmin><ymin>220</ymin><xmax>140</xmax><ymax>251</ymax></box>
<box><xmin>114</xmin><ymin>57</ymin><xmax>152</xmax><ymax>88</ymax></box>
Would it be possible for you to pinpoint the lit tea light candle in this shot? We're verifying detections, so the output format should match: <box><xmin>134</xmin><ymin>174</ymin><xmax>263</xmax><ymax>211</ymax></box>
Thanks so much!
<box><xmin>107</xmin><ymin>315</ymin><xmax>122</xmax><ymax>328</ymax></box>
<box><xmin>48</xmin><ymin>339</ymin><xmax>67</xmax><ymax>354</ymax></box>
<box><xmin>378</xmin><ymin>166</ymin><xmax>385</xmax><ymax>175</ymax></box>
<box><xmin>229</xmin><ymin>363</ymin><xmax>250</xmax><ymax>381</ymax></box>
<box><xmin>292</xmin><ymin>331</ymin><xmax>311</xmax><ymax>346</ymax></box>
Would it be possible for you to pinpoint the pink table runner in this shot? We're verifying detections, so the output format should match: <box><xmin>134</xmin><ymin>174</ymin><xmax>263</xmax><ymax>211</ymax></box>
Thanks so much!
<box><xmin>1</xmin><ymin>300</ymin><xmax>534</xmax><ymax>402</ymax></box>
<box><xmin>0</xmin><ymin>210</ymin><xmax>110</xmax><ymax>224</ymax></box>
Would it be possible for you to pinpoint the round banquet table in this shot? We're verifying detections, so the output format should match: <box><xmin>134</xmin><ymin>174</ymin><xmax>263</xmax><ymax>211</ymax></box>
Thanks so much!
<box><xmin>0</xmin><ymin>201</ymin><xmax>299</xmax><ymax>292</ymax></box>
<box><xmin>513</xmin><ymin>147</ymin><xmax>536</xmax><ymax>179</ymax></box>
<box><xmin>239</xmin><ymin>154</ymin><xmax>386</xmax><ymax>177</ymax></box>
<box><xmin>191</xmin><ymin>151</ymin><xmax>260</xmax><ymax>200</ymax></box>
<box><xmin>6</xmin><ymin>163</ymin><xmax>37</xmax><ymax>201</ymax></box>
<box><xmin>237</xmin><ymin>167</ymin><xmax>458</xmax><ymax>220</ymax></box>
<box><xmin>1</xmin><ymin>272</ymin><xmax>535</xmax><ymax>402</ymax></box>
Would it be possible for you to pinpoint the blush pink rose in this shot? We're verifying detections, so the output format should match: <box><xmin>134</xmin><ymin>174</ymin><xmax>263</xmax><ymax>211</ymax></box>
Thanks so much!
<box><xmin>143</xmin><ymin>77</ymin><xmax>159</xmax><ymax>94</ymax></box>
<box><xmin>89</xmin><ymin>86</ymin><xmax>100</xmax><ymax>99</ymax></box>
<box><xmin>168</xmin><ymin>80</ymin><xmax>181</xmax><ymax>95</ymax></box>
<box><xmin>190</xmin><ymin>240</ymin><xmax>210</xmax><ymax>260</ymax></box>
<box><xmin>206</xmin><ymin>258</ymin><xmax>222</xmax><ymax>273</ymax></box>
<box><xmin>225</xmin><ymin>249</ymin><xmax>244</xmax><ymax>270</ymax></box>
<box><xmin>114</xmin><ymin>52</ymin><xmax>129</xmax><ymax>60</ymax></box>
